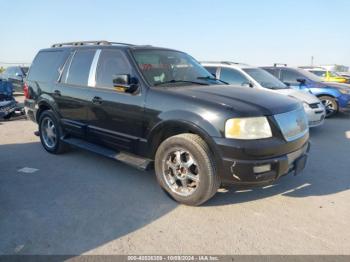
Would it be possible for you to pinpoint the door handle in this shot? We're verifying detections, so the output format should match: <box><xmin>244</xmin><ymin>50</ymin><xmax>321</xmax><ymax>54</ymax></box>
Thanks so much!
<box><xmin>92</xmin><ymin>96</ymin><xmax>103</xmax><ymax>104</ymax></box>
<box><xmin>53</xmin><ymin>90</ymin><xmax>61</xmax><ymax>96</ymax></box>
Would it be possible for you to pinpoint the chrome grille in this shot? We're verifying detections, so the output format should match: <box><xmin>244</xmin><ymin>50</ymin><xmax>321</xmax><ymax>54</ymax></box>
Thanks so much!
<box><xmin>274</xmin><ymin>107</ymin><xmax>309</xmax><ymax>142</ymax></box>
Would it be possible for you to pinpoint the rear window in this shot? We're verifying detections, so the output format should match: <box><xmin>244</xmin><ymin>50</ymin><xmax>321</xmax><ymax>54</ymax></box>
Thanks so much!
<box><xmin>28</xmin><ymin>50</ymin><xmax>68</xmax><ymax>82</ymax></box>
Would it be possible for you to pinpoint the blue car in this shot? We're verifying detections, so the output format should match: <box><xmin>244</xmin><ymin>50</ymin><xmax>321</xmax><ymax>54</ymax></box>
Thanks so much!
<box><xmin>262</xmin><ymin>66</ymin><xmax>350</xmax><ymax>117</ymax></box>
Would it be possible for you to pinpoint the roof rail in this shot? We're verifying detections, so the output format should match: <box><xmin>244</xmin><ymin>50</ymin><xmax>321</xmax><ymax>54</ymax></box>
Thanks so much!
<box><xmin>274</xmin><ymin>63</ymin><xmax>287</xmax><ymax>67</ymax></box>
<box><xmin>201</xmin><ymin>61</ymin><xmax>240</xmax><ymax>65</ymax></box>
<box><xmin>51</xmin><ymin>40</ymin><xmax>134</xmax><ymax>48</ymax></box>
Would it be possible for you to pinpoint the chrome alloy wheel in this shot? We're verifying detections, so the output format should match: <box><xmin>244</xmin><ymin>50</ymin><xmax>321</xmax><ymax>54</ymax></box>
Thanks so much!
<box><xmin>162</xmin><ymin>149</ymin><xmax>200</xmax><ymax>197</ymax></box>
<box><xmin>41</xmin><ymin>117</ymin><xmax>57</xmax><ymax>149</ymax></box>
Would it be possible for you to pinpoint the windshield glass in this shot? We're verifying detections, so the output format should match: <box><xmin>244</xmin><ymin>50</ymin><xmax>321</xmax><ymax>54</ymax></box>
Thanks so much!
<box><xmin>297</xmin><ymin>68</ymin><xmax>324</xmax><ymax>82</ymax></box>
<box><xmin>310</xmin><ymin>70</ymin><xmax>326</xmax><ymax>77</ymax></box>
<box><xmin>243</xmin><ymin>68</ymin><xmax>288</xmax><ymax>89</ymax></box>
<box><xmin>132</xmin><ymin>49</ymin><xmax>220</xmax><ymax>87</ymax></box>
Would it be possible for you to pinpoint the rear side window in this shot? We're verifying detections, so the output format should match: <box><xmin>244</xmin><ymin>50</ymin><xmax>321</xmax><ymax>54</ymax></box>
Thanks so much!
<box><xmin>28</xmin><ymin>51</ymin><xmax>68</xmax><ymax>82</ymax></box>
<box><xmin>95</xmin><ymin>50</ymin><xmax>132</xmax><ymax>89</ymax></box>
<box><xmin>65</xmin><ymin>49</ymin><xmax>95</xmax><ymax>86</ymax></box>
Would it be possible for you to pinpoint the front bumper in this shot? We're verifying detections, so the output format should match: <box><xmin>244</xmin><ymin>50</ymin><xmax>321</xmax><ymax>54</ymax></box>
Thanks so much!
<box><xmin>213</xmin><ymin>134</ymin><xmax>310</xmax><ymax>186</ymax></box>
<box><xmin>304</xmin><ymin>105</ymin><xmax>325</xmax><ymax>127</ymax></box>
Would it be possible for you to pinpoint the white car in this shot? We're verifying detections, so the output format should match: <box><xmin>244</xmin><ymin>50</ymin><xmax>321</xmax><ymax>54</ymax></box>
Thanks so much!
<box><xmin>202</xmin><ymin>62</ymin><xmax>325</xmax><ymax>127</ymax></box>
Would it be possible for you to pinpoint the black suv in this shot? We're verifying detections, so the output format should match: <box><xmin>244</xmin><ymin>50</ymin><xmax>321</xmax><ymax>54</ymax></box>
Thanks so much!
<box><xmin>25</xmin><ymin>41</ymin><xmax>310</xmax><ymax>205</ymax></box>
<box><xmin>0</xmin><ymin>66</ymin><xmax>28</xmax><ymax>93</ymax></box>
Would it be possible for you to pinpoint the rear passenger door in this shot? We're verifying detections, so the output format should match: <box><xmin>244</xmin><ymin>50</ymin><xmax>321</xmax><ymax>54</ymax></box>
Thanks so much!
<box><xmin>86</xmin><ymin>49</ymin><xmax>145</xmax><ymax>152</ymax></box>
<box><xmin>56</xmin><ymin>49</ymin><xmax>97</xmax><ymax>138</ymax></box>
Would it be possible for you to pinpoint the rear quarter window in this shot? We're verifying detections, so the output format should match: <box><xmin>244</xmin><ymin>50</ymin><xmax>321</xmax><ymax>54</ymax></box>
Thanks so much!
<box><xmin>27</xmin><ymin>50</ymin><xmax>68</xmax><ymax>82</ymax></box>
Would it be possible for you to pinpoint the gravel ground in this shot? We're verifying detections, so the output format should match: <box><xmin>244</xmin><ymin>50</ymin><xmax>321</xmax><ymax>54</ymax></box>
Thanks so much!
<box><xmin>0</xmin><ymin>103</ymin><xmax>349</xmax><ymax>255</ymax></box>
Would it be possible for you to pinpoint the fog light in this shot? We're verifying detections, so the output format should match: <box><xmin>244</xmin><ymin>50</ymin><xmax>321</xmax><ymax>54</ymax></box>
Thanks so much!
<box><xmin>253</xmin><ymin>164</ymin><xmax>271</xmax><ymax>174</ymax></box>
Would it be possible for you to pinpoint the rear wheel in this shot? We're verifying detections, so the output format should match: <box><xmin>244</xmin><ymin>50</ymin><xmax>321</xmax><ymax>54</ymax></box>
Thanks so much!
<box><xmin>319</xmin><ymin>96</ymin><xmax>338</xmax><ymax>118</ymax></box>
<box><xmin>39</xmin><ymin>110</ymin><xmax>69</xmax><ymax>154</ymax></box>
<box><xmin>155</xmin><ymin>133</ymin><xmax>220</xmax><ymax>206</ymax></box>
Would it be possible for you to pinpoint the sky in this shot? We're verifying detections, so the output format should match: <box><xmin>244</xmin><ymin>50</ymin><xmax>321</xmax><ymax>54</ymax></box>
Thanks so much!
<box><xmin>0</xmin><ymin>0</ymin><xmax>349</xmax><ymax>67</ymax></box>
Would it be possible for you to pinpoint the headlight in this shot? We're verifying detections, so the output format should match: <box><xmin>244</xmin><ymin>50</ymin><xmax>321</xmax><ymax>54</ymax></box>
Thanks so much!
<box><xmin>339</xmin><ymin>88</ymin><xmax>350</xmax><ymax>95</ymax></box>
<box><xmin>225</xmin><ymin>117</ymin><xmax>272</xmax><ymax>140</ymax></box>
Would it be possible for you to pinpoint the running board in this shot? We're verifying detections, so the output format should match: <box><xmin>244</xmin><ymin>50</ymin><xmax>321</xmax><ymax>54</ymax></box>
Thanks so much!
<box><xmin>61</xmin><ymin>137</ymin><xmax>153</xmax><ymax>171</ymax></box>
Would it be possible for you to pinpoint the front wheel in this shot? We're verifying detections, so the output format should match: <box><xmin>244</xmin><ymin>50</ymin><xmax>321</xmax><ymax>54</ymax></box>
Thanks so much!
<box><xmin>319</xmin><ymin>96</ymin><xmax>338</xmax><ymax>118</ymax></box>
<box><xmin>155</xmin><ymin>133</ymin><xmax>220</xmax><ymax>206</ymax></box>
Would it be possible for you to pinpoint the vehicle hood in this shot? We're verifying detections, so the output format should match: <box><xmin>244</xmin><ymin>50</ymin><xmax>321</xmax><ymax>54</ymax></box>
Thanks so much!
<box><xmin>275</xmin><ymin>88</ymin><xmax>320</xmax><ymax>104</ymax></box>
<box><xmin>167</xmin><ymin>85</ymin><xmax>300</xmax><ymax>116</ymax></box>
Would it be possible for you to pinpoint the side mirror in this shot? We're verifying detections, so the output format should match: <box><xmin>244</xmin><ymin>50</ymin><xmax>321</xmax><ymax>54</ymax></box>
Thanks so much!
<box><xmin>296</xmin><ymin>78</ymin><xmax>306</xmax><ymax>85</ymax></box>
<box><xmin>113</xmin><ymin>74</ymin><xmax>139</xmax><ymax>93</ymax></box>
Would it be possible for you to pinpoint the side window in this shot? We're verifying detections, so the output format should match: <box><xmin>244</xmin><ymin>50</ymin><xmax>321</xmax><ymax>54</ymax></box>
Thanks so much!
<box><xmin>220</xmin><ymin>68</ymin><xmax>248</xmax><ymax>86</ymax></box>
<box><xmin>281</xmin><ymin>69</ymin><xmax>302</xmax><ymax>83</ymax></box>
<box><xmin>95</xmin><ymin>49</ymin><xmax>132</xmax><ymax>89</ymax></box>
<box><xmin>204</xmin><ymin>66</ymin><xmax>218</xmax><ymax>76</ymax></box>
<box><xmin>28</xmin><ymin>51</ymin><xmax>69</xmax><ymax>82</ymax></box>
<box><xmin>65</xmin><ymin>49</ymin><xmax>96</xmax><ymax>86</ymax></box>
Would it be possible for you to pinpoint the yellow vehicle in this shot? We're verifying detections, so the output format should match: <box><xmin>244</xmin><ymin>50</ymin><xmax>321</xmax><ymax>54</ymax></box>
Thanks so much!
<box><xmin>302</xmin><ymin>67</ymin><xmax>348</xmax><ymax>83</ymax></box>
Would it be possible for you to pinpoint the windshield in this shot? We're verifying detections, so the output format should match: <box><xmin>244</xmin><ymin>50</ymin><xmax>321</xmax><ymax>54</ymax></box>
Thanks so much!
<box><xmin>309</xmin><ymin>70</ymin><xmax>326</xmax><ymax>77</ymax></box>
<box><xmin>131</xmin><ymin>49</ymin><xmax>220</xmax><ymax>87</ymax></box>
<box><xmin>296</xmin><ymin>68</ymin><xmax>324</xmax><ymax>82</ymax></box>
<box><xmin>243</xmin><ymin>68</ymin><xmax>288</xmax><ymax>89</ymax></box>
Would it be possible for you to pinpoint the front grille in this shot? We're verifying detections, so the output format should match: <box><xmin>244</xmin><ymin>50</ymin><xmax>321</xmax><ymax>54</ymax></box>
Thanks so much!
<box><xmin>309</xmin><ymin>102</ymin><xmax>320</xmax><ymax>109</ymax></box>
<box><xmin>274</xmin><ymin>107</ymin><xmax>309</xmax><ymax>142</ymax></box>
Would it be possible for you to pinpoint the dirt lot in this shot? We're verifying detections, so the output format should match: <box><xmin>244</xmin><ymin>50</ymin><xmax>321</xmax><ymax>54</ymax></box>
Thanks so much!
<box><xmin>0</xmin><ymin>102</ymin><xmax>350</xmax><ymax>255</ymax></box>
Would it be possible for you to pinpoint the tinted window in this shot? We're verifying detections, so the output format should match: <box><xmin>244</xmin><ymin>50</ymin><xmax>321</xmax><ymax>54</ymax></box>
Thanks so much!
<box><xmin>281</xmin><ymin>69</ymin><xmax>303</xmax><ymax>83</ymax></box>
<box><xmin>65</xmin><ymin>49</ymin><xmax>95</xmax><ymax>86</ymax></box>
<box><xmin>28</xmin><ymin>51</ymin><xmax>68</xmax><ymax>82</ymax></box>
<box><xmin>95</xmin><ymin>50</ymin><xmax>132</xmax><ymax>89</ymax></box>
<box><xmin>204</xmin><ymin>66</ymin><xmax>218</xmax><ymax>76</ymax></box>
<box><xmin>220</xmin><ymin>68</ymin><xmax>248</xmax><ymax>85</ymax></box>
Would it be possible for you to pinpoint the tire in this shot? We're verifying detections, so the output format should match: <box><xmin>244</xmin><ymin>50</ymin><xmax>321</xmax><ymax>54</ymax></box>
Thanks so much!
<box><xmin>155</xmin><ymin>133</ymin><xmax>220</xmax><ymax>206</ymax></box>
<box><xmin>319</xmin><ymin>96</ymin><xmax>338</xmax><ymax>118</ymax></box>
<box><xmin>38</xmin><ymin>110</ymin><xmax>69</xmax><ymax>154</ymax></box>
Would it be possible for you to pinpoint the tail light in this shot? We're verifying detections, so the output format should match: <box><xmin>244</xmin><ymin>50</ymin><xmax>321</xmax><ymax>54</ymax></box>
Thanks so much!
<box><xmin>23</xmin><ymin>83</ymin><xmax>29</xmax><ymax>99</ymax></box>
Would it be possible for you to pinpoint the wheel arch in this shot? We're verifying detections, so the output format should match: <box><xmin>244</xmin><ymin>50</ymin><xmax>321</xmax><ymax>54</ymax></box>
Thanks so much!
<box><xmin>147</xmin><ymin>119</ymin><xmax>222</xmax><ymax>162</ymax></box>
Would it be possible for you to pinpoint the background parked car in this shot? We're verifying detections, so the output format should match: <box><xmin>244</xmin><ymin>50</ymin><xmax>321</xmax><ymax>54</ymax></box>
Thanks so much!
<box><xmin>261</xmin><ymin>65</ymin><xmax>350</xmax><ymax>117</ymax></box>
<box><xmin>0</xmin><ymin>66</ymin><xmax>29</xmax><ymax>93</ymax></box>
<box><xmin>202</xmin><ymin>62</ymin><xmax>325</xmax><ymax>127</ymax></box>
<box><xmin>299</xmin><ymin>66</ymin><xmax>349</xmax><ymax>83</ymax></box>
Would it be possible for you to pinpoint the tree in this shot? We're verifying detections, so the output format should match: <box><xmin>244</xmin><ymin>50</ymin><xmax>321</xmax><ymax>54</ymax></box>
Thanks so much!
<box><xmin>0</xmin><ymin>66</ymin><xmax>5</xmax><ymax>73</ymax></box>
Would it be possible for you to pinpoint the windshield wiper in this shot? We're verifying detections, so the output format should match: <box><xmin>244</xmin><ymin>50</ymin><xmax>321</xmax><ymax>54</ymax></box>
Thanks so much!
<box><xmin>197</xmin><ymin>76</ymin><xmax>228</xmax><ymax>84</ymax></box>
<box><xmin>154</xmin><ymin>80</ymin><xmax>209</xmax><ymax>86</ymax></box>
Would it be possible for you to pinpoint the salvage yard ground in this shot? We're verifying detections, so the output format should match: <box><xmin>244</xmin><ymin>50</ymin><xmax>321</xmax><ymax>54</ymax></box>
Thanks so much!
<box><xmin>0</xmin><ymin>97</ymin><xmax>350</xmax><ymax>255</ymax></box>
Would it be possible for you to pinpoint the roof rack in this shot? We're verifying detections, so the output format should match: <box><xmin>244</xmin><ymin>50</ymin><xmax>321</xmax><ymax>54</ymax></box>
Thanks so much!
<box><xmin>51</xmin><ymin>40</ymin><xmax>135</xmax><ymax>48</ymax></box>
<box><xmin>273</xmin><ymin>63</ymin><xmax>287</xmax><ymax>67</ymax></box>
